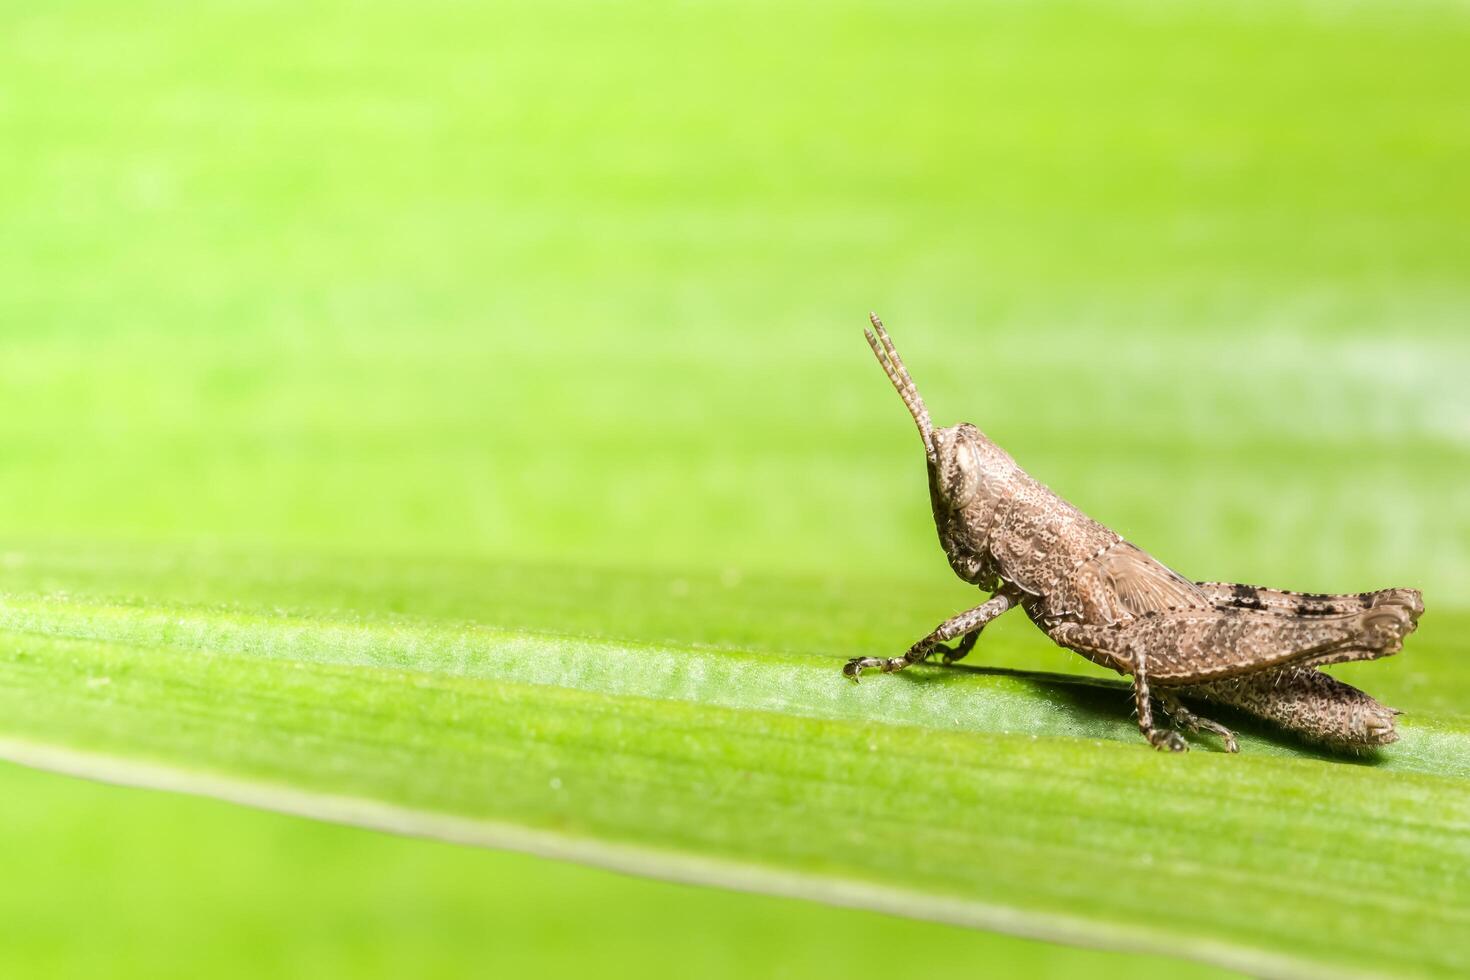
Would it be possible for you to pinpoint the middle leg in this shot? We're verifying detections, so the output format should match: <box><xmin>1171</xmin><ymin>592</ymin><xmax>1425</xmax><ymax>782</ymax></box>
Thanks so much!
<box><xmin>1042</xmin><ymin>623</ymin><xmax>1190</xmax><ymax>751</ymax></box>
<box><xmin>1157</xmin><ymin>692</ymin><xmax>1239</xmax><ymax>753</ymax></box>
<box><xmin>1131</xmin><ymin>653</ymin><xmax>1187</xmax><ymax>752</ymax></box>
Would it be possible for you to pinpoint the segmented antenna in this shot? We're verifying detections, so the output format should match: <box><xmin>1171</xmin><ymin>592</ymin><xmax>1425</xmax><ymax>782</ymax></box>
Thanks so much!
<box><xmin>864</xmin><ymin>312</ymin><xmax>934</xmax><ymax>456</ymax></box>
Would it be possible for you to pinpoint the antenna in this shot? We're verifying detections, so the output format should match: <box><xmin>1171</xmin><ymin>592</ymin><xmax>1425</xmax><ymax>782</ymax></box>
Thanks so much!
<box><xmin>864</xmin><ymin>312</ymin><xmax>934</xmax><ymax>456</ymax></box>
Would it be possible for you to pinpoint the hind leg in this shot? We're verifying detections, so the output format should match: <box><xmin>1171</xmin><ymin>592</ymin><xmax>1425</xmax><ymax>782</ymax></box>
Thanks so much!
<box><xmin>1047</xmin><ymin>604</ymin><xmax>1414</xmax><ymax>752</ymax></box>
<box><xmin>1197</xmin><ymin>582</ymin><xmax>1423</xmax><ymax>624</ymax></box>
<box><xmin>1051</xmin><ymin>604</ymin><xmax>1413</xmax><ymax>686</ymax></box>
<box><xmin>1185</xmin><ymin>666</ymin><xmax>1398</xmax><ymax>752</ymax></box>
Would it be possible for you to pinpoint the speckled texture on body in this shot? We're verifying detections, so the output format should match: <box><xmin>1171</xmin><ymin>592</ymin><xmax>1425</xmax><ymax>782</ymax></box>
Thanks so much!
<box><xmin>846</xmin><ymin>315</ymin><xmax>1423</xmax><ymax>753</ymax></box>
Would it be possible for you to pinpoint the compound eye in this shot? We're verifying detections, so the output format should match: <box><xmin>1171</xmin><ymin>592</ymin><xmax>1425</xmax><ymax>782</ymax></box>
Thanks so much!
<box><xmin>945</xmin><ymin>440</ymin><xmax>981</xmax><ymax>508</ymax></box>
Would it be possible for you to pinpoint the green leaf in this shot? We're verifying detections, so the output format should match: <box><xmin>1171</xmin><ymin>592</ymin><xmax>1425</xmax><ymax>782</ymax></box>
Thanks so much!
<box><xmin>5</xmin><ymin>0</ymin><xmax>1470</xmax><ymax>975</ymax></box>
<box><xmin>2</xmin><ymin>545</ymin><xmax>1467</xmax><ymax>978</ymax></box>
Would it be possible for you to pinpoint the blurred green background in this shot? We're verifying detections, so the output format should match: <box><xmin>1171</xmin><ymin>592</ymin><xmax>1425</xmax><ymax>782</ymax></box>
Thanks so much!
<box><xmin>1</xmin><ymin>0</ymin><xmax>1466</xmax><ymax>976</ymax></box>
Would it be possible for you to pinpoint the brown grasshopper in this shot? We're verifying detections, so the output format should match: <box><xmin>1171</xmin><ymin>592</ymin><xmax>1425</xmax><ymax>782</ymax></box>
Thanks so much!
<box><xmin>846</xmin><ymin>314</ymin><xmax>1423</xmax><ymax>753</ymax></box>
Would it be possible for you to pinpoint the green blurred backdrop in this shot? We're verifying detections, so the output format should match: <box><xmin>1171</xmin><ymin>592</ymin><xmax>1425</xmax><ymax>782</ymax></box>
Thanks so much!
<box><xmin>1</xmin><ymin>0</ymin><xmax>1466</xmax><ymax>976</ymax></box>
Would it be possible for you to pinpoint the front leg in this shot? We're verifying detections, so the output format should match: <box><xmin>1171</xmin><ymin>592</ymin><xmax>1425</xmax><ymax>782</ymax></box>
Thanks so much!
<box><xmin>929</xmin><ymin>627</ymin><xmax>980</xmax><ymax>665</ymax></box>
<box><xmin>844</xmin><ymin>591</ymin><xmax>1015</xmax><ymax>681</ymax></box>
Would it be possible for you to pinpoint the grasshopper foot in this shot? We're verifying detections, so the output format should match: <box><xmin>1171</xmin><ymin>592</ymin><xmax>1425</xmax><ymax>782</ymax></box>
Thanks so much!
<box><xmin>1146</xmin><ymin>728</ymin><xmax>1189</xmax><ymax>753</ymax></box>
<box><xmin>843</xmin><ymin>656</ymin><xmax>907</xmax><ymax>681</ymax></box>
<box><xmin>1160</xmin><ymin>694</ymin><xmax>1240</xmax><ymax>753</ymax></box>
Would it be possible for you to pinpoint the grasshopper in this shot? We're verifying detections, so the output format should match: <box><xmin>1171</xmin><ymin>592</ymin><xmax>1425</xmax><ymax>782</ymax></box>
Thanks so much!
<box><xmin>846</xmin><ymin>314</ymin><xmax>1423</xmax><ymax>753</ymax></box>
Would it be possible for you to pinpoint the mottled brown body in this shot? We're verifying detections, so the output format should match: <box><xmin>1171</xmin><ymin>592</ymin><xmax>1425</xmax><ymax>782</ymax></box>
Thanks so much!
<box><xmin>846</xmin><ymin>314</ymin><xmax>1423</xmax><ymax>753</ymax></box>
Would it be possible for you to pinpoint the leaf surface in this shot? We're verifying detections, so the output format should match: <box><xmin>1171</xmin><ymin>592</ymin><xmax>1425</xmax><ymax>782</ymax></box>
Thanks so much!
<box><xmin>2</xmin><ymin>546</ymin><xmax>1467</xmax><ymax>979</ymax></box>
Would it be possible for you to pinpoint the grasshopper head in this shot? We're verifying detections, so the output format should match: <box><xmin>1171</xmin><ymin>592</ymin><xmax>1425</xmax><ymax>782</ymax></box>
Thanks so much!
<box><xmin>864</xmin><ymin>313</ymin><xmax>980</xmax><ymax>510</ymax></box>
<box><xmin>927</xmin><ymin>423</ymin><xmax>984</xmax><ymax>512</ymax></box>
<box><xmin>865</xmin><ymin>314</ymin><xmax>1006</xmax><ymax>587</ymax></box>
